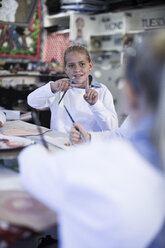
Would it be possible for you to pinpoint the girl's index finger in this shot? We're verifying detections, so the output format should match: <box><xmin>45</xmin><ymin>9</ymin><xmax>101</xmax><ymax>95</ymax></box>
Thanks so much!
<box><xmin>85</xmin><ymin>77</ymin><xmax>89</xmax><ymax>94</ymax></box>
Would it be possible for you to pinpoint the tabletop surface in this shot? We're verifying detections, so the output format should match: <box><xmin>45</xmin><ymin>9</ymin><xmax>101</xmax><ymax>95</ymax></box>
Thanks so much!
<box><xmin>0</xmin><ymin>120</ymin><xmax>70</xmax><ymax>159</ymax></box>
<box><xmin>0</xmin><ymin>120</ymin><xmax>70</xmax><ymax>231</ymax></box>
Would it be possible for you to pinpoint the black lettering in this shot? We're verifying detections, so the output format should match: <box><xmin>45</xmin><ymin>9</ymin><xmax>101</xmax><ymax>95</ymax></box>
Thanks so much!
<box><xmin>158</xmin><ymin>18</ymin><xmax>165</xmax><ymax>26</ymax></box>
<box><xmin>105</xmin><ymin>21</ymin><xmax>123</xmax><ymax>31</ymax></box>
<box><xmin>142</xmin><ymin>17</ymin><xmax>165</xmax><ymax>29</ymax></box>
<box><xmin>150</xmin><ymin>18</ymin><xmax>157</xmax><ymax>27</ymax></box>
<box><xmin>102</xmin><ymin>17</ymin><xmax>110</xmax><ymax>22</ymax></box>
<box><xmin>142</xmin><ymin>19</ymin><xmax>149</xmax><ymax>28</ymax></box>
<box><xmin>118</xmin><ymin>21</ymin><xmax>123</xmax><ymax>29</ymax></box>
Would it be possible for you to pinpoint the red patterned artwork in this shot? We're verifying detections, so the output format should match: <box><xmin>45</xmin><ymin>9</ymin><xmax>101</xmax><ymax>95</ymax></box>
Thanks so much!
<box><xmin>42</xmin><ymin>32</ymin><xmax>70</xmax><ymax>66</ymax></box>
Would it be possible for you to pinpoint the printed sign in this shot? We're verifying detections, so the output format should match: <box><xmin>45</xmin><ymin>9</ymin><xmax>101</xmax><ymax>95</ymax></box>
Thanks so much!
<box><xmin>141</xmin><ymin>9</ymin><xmax>165</xmax><ymax>30</ymax></box>
<box><xmin>125</xmin><ymin>6</ymin><xmax>165</xmax><ymax>33</ymax></box>
<box><xmin>95</xmin><ymin>12</ymin><xmax>125</xmax><ymax>35</ymax></box>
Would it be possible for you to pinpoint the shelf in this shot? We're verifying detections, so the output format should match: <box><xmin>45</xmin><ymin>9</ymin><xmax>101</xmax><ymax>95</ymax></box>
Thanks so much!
<box><xmin>44</xmin><ymin>12</ymin><xmax>71</xmax><ymax>28</ymax></box>
<box><xmin>46</xmin><ymin>12</ymin><xmax>72</xmax><ymax>19</ymax></box>
<box><xmin>56</xmin><ymin>29</ymin><xmax>70</xmax><ymax>34</ymax></box>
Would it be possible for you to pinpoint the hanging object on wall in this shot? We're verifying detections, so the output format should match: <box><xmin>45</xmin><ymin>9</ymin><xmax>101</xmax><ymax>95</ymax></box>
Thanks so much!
<box><xmin>89</xmin><ymin>34</ymin><xmax>123</xmax><ymax>52</ymax></box>
<box><xmin>90</xmin><ymin>36</ymin><xmax>102</xmax><ymax>51</ymax></box>
<box><xmin>0</xmin><ymin>0</ymin><xmax>18</xmax><ymax>23</ymax></box>
<box><xmin>0</xmin><ymin>1</ymin><xmax>42</xmax><ymax>60</ymax></box>
<box><xmin>70</xmin><ymin>13</ymin><xmax>94</xmax><ymax>46</ymax></box>
<box><xmin>0</xmin><ymin>0</ymin><xmax>40</xmax><ymax>27</ymax></box>
<box><xmin>92</xmin><ymin>51</ymin><xmax>120</xmax><ymax>71</ymax></box>
<box><xmin>42</xmin><ymin>32</ymin><xmax>70</xmax><ymax>70</ymax></box>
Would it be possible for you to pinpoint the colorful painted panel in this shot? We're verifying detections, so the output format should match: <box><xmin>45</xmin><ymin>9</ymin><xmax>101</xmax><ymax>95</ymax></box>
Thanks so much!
<box><xmin>0</xmin><ymin>1</ymin><xmax>42</xmax><ymax>60</ymax></box>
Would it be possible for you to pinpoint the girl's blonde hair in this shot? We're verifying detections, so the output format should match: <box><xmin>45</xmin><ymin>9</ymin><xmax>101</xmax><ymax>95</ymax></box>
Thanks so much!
<box><xmin>64</xmin><ymin>45</ymin><xmax>91</xmax><ymax>67</ymax></box>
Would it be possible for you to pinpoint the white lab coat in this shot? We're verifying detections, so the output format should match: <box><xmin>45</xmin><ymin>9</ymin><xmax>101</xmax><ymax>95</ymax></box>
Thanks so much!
<box><xmin>19</xmin><ymin>139</ymin><xmax>165</xmax><ymax>248</ymax></box>
<box><xmin>27</xmin><ymin>80</ymin><xmax>118</xmax><ymax>133</ymax></box>
<box><xmin>90</xmin><ymin>116</ymin><xmax>133</xmax><ymax>143</ymax></box>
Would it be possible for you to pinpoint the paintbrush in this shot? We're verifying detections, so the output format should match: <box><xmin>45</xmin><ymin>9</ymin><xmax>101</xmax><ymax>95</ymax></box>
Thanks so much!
<box><xmin>58</xmin><ymin>77</ymin><xmax>75</xmax><ymax>105</ymax></box>
<box><xmin>32</xmin><ymin>111</ymin><xmax>49</xmax><ymax>150</ymax></box>
<box><xmin>63</xmin><ymin>105</ymin><xmax>86</xmax><ymax>143</ymax></box>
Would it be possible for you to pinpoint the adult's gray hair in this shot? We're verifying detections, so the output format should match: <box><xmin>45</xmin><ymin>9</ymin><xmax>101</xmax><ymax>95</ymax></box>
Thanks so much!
<box><xmin>125</xmin><ymin>30</ymin><xmax>165</xmax><ymax>170</ymax></box>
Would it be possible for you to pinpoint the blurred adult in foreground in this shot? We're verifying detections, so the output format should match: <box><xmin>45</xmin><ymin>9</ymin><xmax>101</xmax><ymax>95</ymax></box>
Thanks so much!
<box><xmin>18</xmin><ymin>31</ymin><xmax>165</xmax><ymax>248</ymax></box>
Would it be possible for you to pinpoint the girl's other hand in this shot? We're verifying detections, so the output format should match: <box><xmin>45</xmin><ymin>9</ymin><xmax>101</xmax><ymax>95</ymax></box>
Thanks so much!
<box><xmin>83</xmin><ymin>88</ymin><xmax>98</xmax><ymax>105</ymax></box>
<box><xmin>69</xmin><ymin>123</ymin><xmax>91</xmax><ymax>145</ymax></box>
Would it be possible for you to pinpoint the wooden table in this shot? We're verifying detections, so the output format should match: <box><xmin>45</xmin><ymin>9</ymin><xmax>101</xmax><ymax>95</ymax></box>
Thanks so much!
<box><xmin>0</xmin><ymin>120</ymin><xmax>69</xmax><ymax>159</ymax></box>
<box><xmin>0</xmin><ymin>120</ymin><xmax>70</xmax><ymax>244</ymax></box>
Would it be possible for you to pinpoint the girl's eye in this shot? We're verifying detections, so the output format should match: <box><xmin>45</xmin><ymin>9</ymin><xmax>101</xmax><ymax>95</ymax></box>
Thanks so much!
<box><xmin>68</xmin><ymin>64</ymin><xmax>74</xmax><ymax>68</ymax></box>
<box><xmin>80</xmin><ymin>62</ymin><xmax>85</xmax><ymax>67</ymax></box>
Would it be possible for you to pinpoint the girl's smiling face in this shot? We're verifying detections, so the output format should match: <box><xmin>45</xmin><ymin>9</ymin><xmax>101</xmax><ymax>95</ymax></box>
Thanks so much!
<box><xmin>65</xmin><ymin>51</ymin><xmax>93</xmax><ymax>88</ymax></box>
